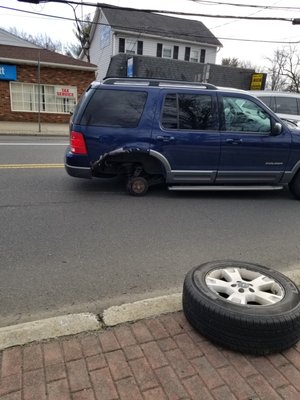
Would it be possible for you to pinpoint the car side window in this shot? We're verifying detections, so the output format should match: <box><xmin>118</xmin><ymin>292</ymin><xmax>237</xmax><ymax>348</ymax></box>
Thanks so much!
<box><xmin>81</xmin><ymin>89</ymin><xmax>147</xmax><ymax>128</ymax></box>
<box><xmin>161</xmin><ymin>94</ymin><xmax>178</xmax><ymax>129</ymax></box>
<box><xmin>222</xmin><ymin>96</ymin><xmax>271</xmax><ymax>133</ymax></box>
<box><xmin>275</xmin><ymin>97</ymin><xmax>298</xmax><ymax>115</ymax></box>
<box><xmin>161</xmin><ymin>93</ymin><xmax>217</xmax><ymax>130</ymax></box>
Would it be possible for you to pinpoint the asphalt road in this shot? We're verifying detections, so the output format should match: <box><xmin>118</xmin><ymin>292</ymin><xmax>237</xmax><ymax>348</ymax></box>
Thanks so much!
<box><xmin>1</xmin><ymin>135</ymin><xmax>300</xmax><ymax>327</ymax></box>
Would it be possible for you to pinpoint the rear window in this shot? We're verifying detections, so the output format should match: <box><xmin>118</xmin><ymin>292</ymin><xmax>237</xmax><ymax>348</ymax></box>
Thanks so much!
<box><xmin>81</xmin><ymin>89</ymin><xmax>147</xmax><ymax>127</ymax></box>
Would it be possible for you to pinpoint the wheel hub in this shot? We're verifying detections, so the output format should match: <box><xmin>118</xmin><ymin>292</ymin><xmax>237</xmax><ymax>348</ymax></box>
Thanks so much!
<box><xmin>205</xmin><ymin>267</ymin><xmax>285</xmax><ymax>306</ymax></box>
<box><xmin>234</xmin><ymin>281</ymin><xmax>252</xmax><ymax>289</ymax></box>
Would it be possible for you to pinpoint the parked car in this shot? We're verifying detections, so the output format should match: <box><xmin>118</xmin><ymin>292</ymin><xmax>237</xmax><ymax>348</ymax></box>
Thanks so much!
<box><xmin>250</xmin><ymin>90</ymin><xmax>300</xmax><ymax>127</ymax></box>
<box><xmin>65</xmin><ymin>78</ymin><xmax>300</xmax><ymax>199</ymax></box>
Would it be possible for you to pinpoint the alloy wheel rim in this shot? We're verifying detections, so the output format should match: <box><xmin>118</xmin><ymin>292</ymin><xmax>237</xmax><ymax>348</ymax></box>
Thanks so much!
<box><xmin>205</xmin><ymin>267</ymin><xmax>285</xmax><ymax>306</ymax></box>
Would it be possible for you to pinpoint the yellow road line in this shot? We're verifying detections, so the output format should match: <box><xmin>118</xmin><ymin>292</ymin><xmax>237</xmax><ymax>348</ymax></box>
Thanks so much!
<box><xmin>0</xmin><ymin>164</ymin><xmax>64</xmax><ymax>169</ymax></box>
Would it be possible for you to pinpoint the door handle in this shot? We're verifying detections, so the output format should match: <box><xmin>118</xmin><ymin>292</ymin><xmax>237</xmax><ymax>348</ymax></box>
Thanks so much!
<box><xmin>157</xmin><ymin>135</ymin><xmax>175</xmax><ymax>142</ymax></box>
<box><xmin>226</xmin><ymin>138</ymin><xmax>243</xmax><ymax>144</ymax></box>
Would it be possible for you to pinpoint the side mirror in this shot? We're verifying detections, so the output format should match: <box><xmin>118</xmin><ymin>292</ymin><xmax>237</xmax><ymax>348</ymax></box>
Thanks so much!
<box><xmin>272</xmin><ymin>122</ymin><xmax>282</xmax><ymax>136</ymax></box>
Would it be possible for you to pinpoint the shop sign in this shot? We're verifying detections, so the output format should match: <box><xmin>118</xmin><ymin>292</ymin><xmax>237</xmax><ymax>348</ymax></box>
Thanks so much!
<box><xmin>0</xmin><ymin>64</ymin><xmax>17</xmax><ymax>81</ymax></box>
<box><xmin>55</xmin><ymin>86</ymin><xmax>76</xmax><ymax>98</ymax></box>
<box><xmin>250</xmin><ymin>73</ymin><xmax>266</xmax><ymax>90</ymax></box>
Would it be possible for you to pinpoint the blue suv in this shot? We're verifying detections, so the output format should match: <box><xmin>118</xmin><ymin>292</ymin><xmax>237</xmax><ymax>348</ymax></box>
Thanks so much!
<box><xmin>65</xmin><ymin>78</ymin><xmax>300</xmax><ymax>198</ymax></box>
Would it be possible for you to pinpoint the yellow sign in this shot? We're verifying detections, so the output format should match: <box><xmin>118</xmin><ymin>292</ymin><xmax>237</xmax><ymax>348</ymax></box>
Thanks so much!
<box><xmin>250</xmin><ymin>73</ymin><xmax>265</xmax><ymax>90</ymax></box>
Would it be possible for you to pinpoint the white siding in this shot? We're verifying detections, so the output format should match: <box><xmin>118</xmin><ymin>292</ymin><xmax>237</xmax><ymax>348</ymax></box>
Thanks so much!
<box><xmin>112</xmin><ymin>34</ymin><xmax>217</xmax><ymax>63</ymax></box>
<box><xmin>89</xmin><ymin>12</ymin><xmax>114</xmax><ymax>81</ymax></box>
<box><xmin>89</xmin><ymin>11</ymin><xmax>219</xmax><ymax>80</ymax></box>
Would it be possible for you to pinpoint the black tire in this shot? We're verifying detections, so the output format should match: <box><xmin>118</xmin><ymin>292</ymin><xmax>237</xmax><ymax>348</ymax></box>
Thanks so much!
<box><xmin>289</xmin><ymin>171</ymin><xmax>300</xmax><ymax>199</ymax></box>
<box><xmin>183</xmin><ymin>260</ymin><xmax>300</xmax><ymax>355</ymax></box>
<box><xmin>126</xmin><ymin>177</ymin><xmax>149</xmax><ymax>196</ymax></box>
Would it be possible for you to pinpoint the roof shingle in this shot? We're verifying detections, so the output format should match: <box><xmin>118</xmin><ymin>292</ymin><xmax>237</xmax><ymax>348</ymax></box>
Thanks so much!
<box><xmin>0</xmin><ymin>44</ymin><xmax>96</xmax><ymax>70</ymax></box>
<box><xmin>101</xmin><ymin>5</ymin><xmax>222</xmax><ymax>47</ymax></box>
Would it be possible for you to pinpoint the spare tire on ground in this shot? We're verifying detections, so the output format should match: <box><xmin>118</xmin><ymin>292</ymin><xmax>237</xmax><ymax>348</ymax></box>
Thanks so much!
<box><xmin>182</xmin><ymin>260</ymin><xmax>300</xmax><ymax>355</ymax></box>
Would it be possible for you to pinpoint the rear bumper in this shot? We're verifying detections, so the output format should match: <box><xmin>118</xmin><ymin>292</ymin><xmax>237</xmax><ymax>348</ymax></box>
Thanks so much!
<box><xmin>64</xmin><ymin>148</ymin><xmax>92</xmax><ymax>179</ymax></box>
<box><xmin>64</xmin><ymin>162</ymin><xmax>92</xmax><ymax>179</ymax></box>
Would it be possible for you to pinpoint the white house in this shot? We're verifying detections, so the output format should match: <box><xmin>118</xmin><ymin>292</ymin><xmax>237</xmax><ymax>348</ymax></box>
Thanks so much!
<box><xmin>85</xmin><ymin>5</ymin><xmax>222</xmax><ymax>81</ymax></box>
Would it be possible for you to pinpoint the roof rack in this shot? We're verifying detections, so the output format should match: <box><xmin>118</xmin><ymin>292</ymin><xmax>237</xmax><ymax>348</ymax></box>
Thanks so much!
<box><xmin>102</xmin><ymin>77</ymin><xmax>218</xmax><ymax>90</ymax></box>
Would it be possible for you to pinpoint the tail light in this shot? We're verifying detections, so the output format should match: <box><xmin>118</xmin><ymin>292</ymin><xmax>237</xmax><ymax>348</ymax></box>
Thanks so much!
<box><xmin>70</xmin><ymin>131</ymin><xmax>87</xmax><ymax>154</ymax></box>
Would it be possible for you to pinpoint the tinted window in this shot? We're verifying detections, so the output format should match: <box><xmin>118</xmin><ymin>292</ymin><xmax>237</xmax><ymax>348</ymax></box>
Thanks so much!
<box><xmin>161</xmin><ymin>93</ymin><xmax>217</xmax><ymax>130</ymax></box>
<box><xmin>275</xmin><ymin>97</ymin><xmax>298</xmax><ymax>114</ymax></box>
<box><xmin>257</xmin><ymin>96</ymin><xmax>272</xmax><ymax>108</ymax></box>
<box><xmin>161</xmin><ymin>94</ymin><xmax>177</xmax><ymax>129</ymax></box>
<box><xmin>222</xmin><ymin>97</ymin><xmax>271</xmax><ymax>133</ymax></box>
<box><xmin>81</xmin><ymin>90</ymin><xmax>147</xmax><ymax>127</ymax></box>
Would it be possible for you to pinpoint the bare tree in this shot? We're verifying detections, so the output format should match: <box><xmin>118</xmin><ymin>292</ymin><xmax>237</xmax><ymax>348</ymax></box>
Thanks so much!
<box><xmin>7</xmin><ymin>27</ymin><xmax>83</xmax><ymax>58</ymax></box>
<box><xmin>265</xmin><ymin>48</ymin><xmax>288</xmax><ymax>91</ymax></box>
<box><xmin>69</xmin><ymin>6</ymin><xmax>92</xmax><ymax>61</ymax></box>
<box><xmin>221</xmin><ymin>57</ymin><xmax>239</xmax><ymax>67</ymax></box>
<box><xmin>222</xmin><ymin>57</ymin><xmax>261</xmax><ymax>72</ymax></box>
<box><xmin>282</xmin><ymin>46</ymin><xmax>300</xmax><ymax>93</ymax></box>
<box><xmin>8</xmin><ymin>28</ymin><xmax>63</xmax><ymax>53</ymax></box>
<box><xmin>265</xmin><ymin>46</ymin><xmax>300</xmax><ymax>92</ymax></box>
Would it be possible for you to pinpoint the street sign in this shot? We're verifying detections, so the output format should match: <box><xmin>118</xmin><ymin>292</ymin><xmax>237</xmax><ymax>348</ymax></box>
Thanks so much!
<box><xmin>0</xmin><ymin>65</ymin><xmax>17</xmax><ymax>81</ymax></box>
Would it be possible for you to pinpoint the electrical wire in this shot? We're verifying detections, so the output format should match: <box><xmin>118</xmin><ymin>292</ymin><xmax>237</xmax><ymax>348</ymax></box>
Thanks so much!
<box><xmin>3</xmin><ymin>2</ymin><xmax>295</xmax><ymax>22</ymax></box>
<box><xmin>189</xmin><ymin>0</ymin><xmax>300</xmax><ymax>11</ymax></box>
<box><xmin>1</xmin><ymin>5</ymin><xmax>300</xmax><ymax>45</ymax></box>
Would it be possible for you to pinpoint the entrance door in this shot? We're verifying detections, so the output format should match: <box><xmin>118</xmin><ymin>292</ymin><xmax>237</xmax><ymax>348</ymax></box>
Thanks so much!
<box><xmin>151</xmin><ymin>90</ymin><xmax>220</xmax><ymax>184</ymax></box>
<box><xmin>216</xmin><ymin>94</ymin><xmax>291</xmax><ymax>184</ymax></box>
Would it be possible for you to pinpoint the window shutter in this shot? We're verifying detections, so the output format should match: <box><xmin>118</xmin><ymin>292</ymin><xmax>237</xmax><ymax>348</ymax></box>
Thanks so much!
<box><xmin>184</xmin><ymin>47</ymin><xmax>191</xmax><ymax>61</ymax></box>
<box><xmin>200</xmin><ymin>49</ymin><xmax>206</xmax><ymax>63</ymax></box>
<box><xmin>173</xmin><ymin>46</ymin><xmax>179</xmax><ymax>60</ymax></box>
<box><xmin>119</xmin><ymin>38</ymin><xmax>125</xmax><ymax>53</ymax></box>
<box><xmin>137</xmin><ymin>41</ymin><xmax>143</xmax><ymax>55</ymax></box>
<box><xmin>157</xmin><ymin>43</ymin><xmax>163</xmax><ymax>57</ymax></box>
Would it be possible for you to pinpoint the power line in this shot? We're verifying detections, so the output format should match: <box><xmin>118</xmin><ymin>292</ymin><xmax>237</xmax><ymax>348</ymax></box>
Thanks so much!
<box><xmin>189</xmin><ymin>0</ymin><xmax>300</xmax><ymax>11</ymax></box>
<box><xmin>10</xmin><ymin>2</ymin><xmax>296</xmax><ymax>22</ymax></box>
<box><xmin>1</xmin><ymin>5</ymin><xmax>300</xmax><ymax>45</ymax></box>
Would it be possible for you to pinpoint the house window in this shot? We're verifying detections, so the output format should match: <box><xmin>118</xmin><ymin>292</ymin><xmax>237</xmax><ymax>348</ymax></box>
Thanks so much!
<box><xmin>10</xmin><ymin>82</ymin><xmax>77</xmax><ymax>114</ymax></box>
<box><xmin>162</xmin><ymin>46</ymin><xmax>172</xmax><ymax>58</ymax></box>
<box><xmin>200</xmin><ymin>49</ymin><xmax>206</xmax><ymax>63</ymax></box>
<box><xmin>126</xmin><ymin>39</ymin><xmax>137</xmax><ymax>54</ymax></box>
<box><xmin>190</xmin><ymin>50</ymin><xmax>199</xmax><ymax>63</ymax></box>
<box><xmin>157</xmin><ymin>43</ymin><xmax>174</xmax><ymax>58</ymax></box>
<box><xmin>118</xmin><ymin>38</ymin><xmax>143</xmax><ymax>55</ymax></box>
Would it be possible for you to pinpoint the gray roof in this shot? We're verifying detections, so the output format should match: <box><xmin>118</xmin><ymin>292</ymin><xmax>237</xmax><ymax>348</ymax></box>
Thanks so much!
<box><xmin>0</xmin><ymin>28</ymin><xmax>41</xmax><ymax>49</ymax></box>
<box><xmin>0</xmin><ymin>45</ymin><xmax>97</xmax><ymax>70</ymax></box>
<box><xmin>101</xmin><ymin>5</ymin><xmax>222</xmax><ymax>47</ymax></box>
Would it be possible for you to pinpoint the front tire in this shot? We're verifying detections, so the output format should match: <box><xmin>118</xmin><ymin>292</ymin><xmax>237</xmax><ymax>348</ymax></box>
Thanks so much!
<box><xmin>183</xmin><ymin>260</ymin><xmax>300</xmax><ymax>355</ymax></box>
<box><xmin>289</xmin><ymin>171</ymin><xmax>300</xmax><ymax>199</ymax></box>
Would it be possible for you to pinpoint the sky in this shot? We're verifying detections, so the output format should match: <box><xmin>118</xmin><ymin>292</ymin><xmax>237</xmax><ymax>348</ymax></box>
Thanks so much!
<box><xmin>1</xmin><ymin>0</ymin><xmax>300</xmax><ymax>71</ymax></box>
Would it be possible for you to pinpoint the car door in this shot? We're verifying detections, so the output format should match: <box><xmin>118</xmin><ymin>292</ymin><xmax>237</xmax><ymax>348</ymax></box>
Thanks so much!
<box><xmin>216</xmin><ymin>94</ymin><xmax>291</xmax><ymax>184</ymax></box>
<box><xmin>151</xmin><ymin>90</ymin><xmax>220</xmax><ymax>184</ymax></box>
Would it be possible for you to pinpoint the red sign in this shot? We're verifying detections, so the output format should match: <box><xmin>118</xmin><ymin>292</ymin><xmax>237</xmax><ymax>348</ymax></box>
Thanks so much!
<box><xmin>55</xmin><ymin>86</ymin><xmax>76</xmax><ymax>98</ymax></box>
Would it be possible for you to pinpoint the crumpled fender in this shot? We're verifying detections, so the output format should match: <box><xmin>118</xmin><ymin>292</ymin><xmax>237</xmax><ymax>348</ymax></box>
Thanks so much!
<box><xmin>91</xmin><ymin>146</ymin><xmax>149</xmax><ymax>170</ymax></box>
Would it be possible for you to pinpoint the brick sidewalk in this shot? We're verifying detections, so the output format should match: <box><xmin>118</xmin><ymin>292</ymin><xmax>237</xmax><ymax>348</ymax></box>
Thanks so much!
<box><xmin>1</xmin><ymin>311</ymin><xmax>300</xmax><ymax>400</ymax></box>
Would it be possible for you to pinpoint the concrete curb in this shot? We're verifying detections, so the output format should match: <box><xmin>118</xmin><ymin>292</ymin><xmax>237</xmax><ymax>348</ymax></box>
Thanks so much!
<box><xmin>0</xmin><ymin>269</ymin><xmax>299</xmax><ymax>351</ymax></box>
<box><xmin>103</xmin><ymin>293</ymin><xmax>182</xmax><ymax>327</ymax></box>
<box><xmin>0</xmin><ymin>313</ymin><xmax>100</xmax><ymax>351</ymax></box>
